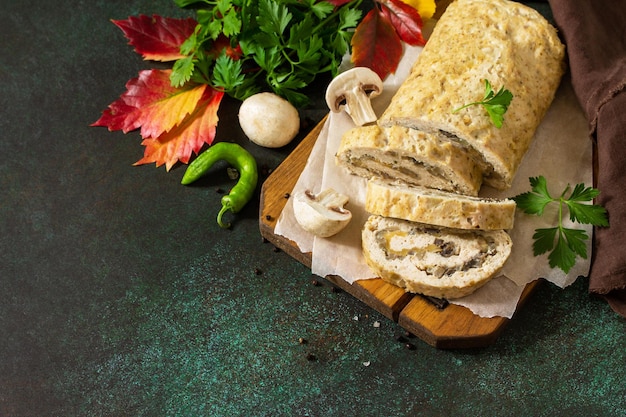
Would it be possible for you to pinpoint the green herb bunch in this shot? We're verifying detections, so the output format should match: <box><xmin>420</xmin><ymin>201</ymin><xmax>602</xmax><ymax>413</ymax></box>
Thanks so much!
<box><xmin>171</xmin><ymin>0</ymin><xmax>363</xmax><ymax>107</ymax></box>
<box><xmin>513</xmin><ymin>176</ymin><xmax>609</xmax><ymax>273</ymax></box>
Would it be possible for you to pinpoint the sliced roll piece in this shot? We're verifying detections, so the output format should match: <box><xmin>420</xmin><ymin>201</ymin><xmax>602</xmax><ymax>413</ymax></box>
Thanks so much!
<box><xmin>378</xmin><ymin>0</ymin><xmax>565</xmax><ymax>189</ymax></box>
<box><xmin>336</xmin><ymin>124</ymin><xmax>483</xmax><ymax>196</ymax></box>
<box><xmin>362</xmin><ymin>215</ymin><xmax>512</xmax><ymax>299</ymax></box>
<box><xmin>365</xmin><ymin>178</ymin><xmax>516</xmax><ymax>230</ymax></box>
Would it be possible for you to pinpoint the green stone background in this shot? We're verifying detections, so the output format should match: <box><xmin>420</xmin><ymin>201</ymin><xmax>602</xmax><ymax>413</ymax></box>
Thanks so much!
<box><xmin>1</xmin><ymin>1</ymin><xmax>624</xmax><ymax>416</ymax></box>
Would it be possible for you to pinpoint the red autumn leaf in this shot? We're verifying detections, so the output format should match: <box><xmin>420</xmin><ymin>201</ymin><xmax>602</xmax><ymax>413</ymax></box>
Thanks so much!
<box><xmin>380</xmin><ymin>0</ymin><xmax>426</xmax><ymax>46</ymax></box>
<box><xmin>351</xmin><ymin>9</ymin><xmax>403</xmax><ymax>80</ymax></box>
<box><xmin>134</xmin><ymin>87</ymin><xmax>224</xmax><ymax>171</ymax></box>
<box><xmin>92</xmin><ymin>69</ymin><xmax>223</xmax><ymax>170</ymax></box>
<box><xmin>209</xmin><ymin>35</ymin><xmax>243</xmax><ymax>60</ymax></box>
<box><xmin>92</xmin><ymin>69</ymin><xmax>207</xmax><ymax>139</ymax></box>
<box><xmin>90</xmin><ymin>98</ymin><xmax>141</xmax><ymax>133</ymax></box>
<box><xmin>112</xmin><ymin>15</ymin><xmax>197</xmax><ymax>62</ymax></box>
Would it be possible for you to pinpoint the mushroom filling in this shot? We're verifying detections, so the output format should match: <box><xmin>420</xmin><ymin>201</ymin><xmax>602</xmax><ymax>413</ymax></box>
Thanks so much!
<box><xmin>436</xmin><ymin>129</ymin><xmax>494</xmax><ymax>178</ymax></box>
<box><xmin>348</xmin><ymin>153</ymin><xmax>445</xmax><ymax>178</ymax></box>
<box><xmin>375</xmin><ymin>226</ymin><xmax>498</xmax><ymax>279</ymax></box>
<box><xmin>343</xmin><ymin>152</ymin><xmax>460</xmax><ymax>192</ymax></box>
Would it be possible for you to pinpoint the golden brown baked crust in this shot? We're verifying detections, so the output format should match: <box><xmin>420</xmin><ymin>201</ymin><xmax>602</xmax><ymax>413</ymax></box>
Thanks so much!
<box><xmin>365</xmin><ymin>178</ymin><xmax>516</xmax><ymax>230</ymax></box>
<box><xmin>378</xmin><ymin>0</ymin><xmax>566</xmax><ymax>190</ymax></box>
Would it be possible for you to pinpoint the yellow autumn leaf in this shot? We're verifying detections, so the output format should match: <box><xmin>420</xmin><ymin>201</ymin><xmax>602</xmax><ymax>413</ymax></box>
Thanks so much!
<box><xmin>401</xmin><ymin>0</ymin><xmax>436</xmax><ymax>20</ymax></box>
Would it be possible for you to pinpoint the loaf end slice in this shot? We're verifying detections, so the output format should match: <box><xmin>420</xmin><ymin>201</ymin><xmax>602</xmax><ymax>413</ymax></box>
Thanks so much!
<box><xmin>362</xmin><ymin>215</ymin><xmax>512</xmax><ymax>299</ymax></box>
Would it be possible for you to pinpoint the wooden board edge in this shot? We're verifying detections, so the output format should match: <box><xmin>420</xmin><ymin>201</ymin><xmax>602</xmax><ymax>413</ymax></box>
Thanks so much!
<box><xmin>328</xmin><ymin>276</ymin><xmax>415</xmax><ymax>322</ymax></box>
<box><xmin>399</xmin><ymin>279</ymin><xmax>541</xmax><ymax>349</ymax></box>
<box><xmin>258</xmin><ymin>115</ymin><xmax>538</xmax><ymax>349</ymax></box>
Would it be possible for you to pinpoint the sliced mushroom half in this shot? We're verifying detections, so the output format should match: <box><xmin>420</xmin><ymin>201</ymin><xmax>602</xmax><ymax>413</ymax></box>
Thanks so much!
<box><xmin>293</xmin><ymin>188</ymin><xmax>352</xmax><ymax>238</ymax></box>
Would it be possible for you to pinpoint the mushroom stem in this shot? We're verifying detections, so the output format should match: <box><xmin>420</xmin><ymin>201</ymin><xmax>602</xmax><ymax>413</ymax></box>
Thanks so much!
<box><xmin>325</xmin><ymin>67</ymin><xmax>383</xmax><ymax>126</ymax></box>
<box><xmin>344</xmin><ymin>86</ymin><xmax>378</xmax><ymax>126</ymax></box>
<box><xmin>315</xmin><ymin>189</ymin><xmax>350</xmax><ymax>213</ymax></box>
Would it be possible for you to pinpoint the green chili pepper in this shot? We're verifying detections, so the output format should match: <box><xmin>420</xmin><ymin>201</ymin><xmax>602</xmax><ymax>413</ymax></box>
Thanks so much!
<box><xmin>181</xmin><ymin>142</ymin><xmax>258</xmax><ymax>228</ymax></box>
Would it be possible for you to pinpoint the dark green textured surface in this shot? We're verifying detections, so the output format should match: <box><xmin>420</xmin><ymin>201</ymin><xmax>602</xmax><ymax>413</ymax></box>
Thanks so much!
<box><xmin>1</xmin><ymin>1</ymin><xmax>625</xmax><ymax>416</ymax></box>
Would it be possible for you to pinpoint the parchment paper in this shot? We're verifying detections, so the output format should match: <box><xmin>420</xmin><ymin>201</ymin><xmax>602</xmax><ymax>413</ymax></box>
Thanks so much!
<box><xmin>275</xmin><ymin>46</ymin><xmax>593</xmax><ymax>318</ymax></box>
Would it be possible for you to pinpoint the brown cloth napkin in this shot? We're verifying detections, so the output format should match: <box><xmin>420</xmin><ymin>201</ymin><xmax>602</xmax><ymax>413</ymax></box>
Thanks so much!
<box><xmin>548</xmin><ymin>0</ymin><xmax>626</xmax><ymax>317</ymax></box>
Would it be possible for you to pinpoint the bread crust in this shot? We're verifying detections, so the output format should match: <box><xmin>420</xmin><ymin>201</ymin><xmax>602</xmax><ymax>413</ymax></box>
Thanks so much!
<box><xmin>378</xmin><ymin>0</ymin><xmax>565</xmax><ymax>189</ymax></box>
<box><xmin>365</xmin><ymin>178</ymin><xmax>516</xmax><ymax>230</ymax></box>
<box><xmin>362</xmin><ymin>215</ymin><xmax>512</xmax><ymax>299</ymax></box>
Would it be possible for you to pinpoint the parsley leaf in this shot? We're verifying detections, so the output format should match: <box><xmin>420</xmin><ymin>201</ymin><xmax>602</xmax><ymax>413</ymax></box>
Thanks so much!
<box><xmin>453</xmin><ymin>79</ymin><xmax>513</xmax><ymax>128</ymax></box>
<box><xmin>513</xmin><ymin>176</ymin><xmax>609</xmax><ymax>273</ymax></box>
<box><xmin>170</xmin><ymin>0</ymin><xmax>363</xmax><ymax>107</ymax></box>
<box><xmin>171</xmin><ymin>56</ymin><xmax>195</xmax><ymax>87</ymax></box>
<box><xmin>211</xmin><ymin>54</ymin><xmax>244</xmax><ymax>91</ymax></box>
<box><xmin>565</xmin><ymin>183</ymin><xmax>608</xmax><ymax>226</ymax></box>
<box><xmin>514</xmin><ymin>176</ymin><xmax>553</xmax><ymax>216</ymax></box>
<box><xmin>257</xmin><ymin>0</ymin><xmax>292</xmax><ymax>36</ymax></box>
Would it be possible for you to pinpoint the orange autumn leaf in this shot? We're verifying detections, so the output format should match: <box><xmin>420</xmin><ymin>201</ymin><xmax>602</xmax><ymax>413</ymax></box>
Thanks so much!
<box><xmin>93</xmin><ymin>69</ymin><xmax>207</xmax><ymax>139</ymax></box>
<box><xmin>92</xmin><ymin>69</ymin><xmax>223</xmax><ymax>170</ymax></box>
<box><xmin>125</xmin><ymin>69</ymin><xmax>208</xmax><ymax>139</ymax></box>
<box><xmin>112</xmin><ymin>15</ymin><xmax>197</xmax><ymax>62</ymax></box>
<box><xmin>134</xmin><ymin>87</ymin><xmax>224</xmax><ymax>171</ymax></box>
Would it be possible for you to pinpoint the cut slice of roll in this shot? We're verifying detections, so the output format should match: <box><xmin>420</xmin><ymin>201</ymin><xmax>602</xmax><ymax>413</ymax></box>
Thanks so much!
<box><xmin>378</xmin><ymin>0</ymin><xmax>565</xmax><ymax>190</ymax></box>
<box><xmin>336</xmin><ymin>124</ymin><xmax>483</xmax><ymax>196</ymax></box>
<box><xmin>366</xmin><ymin>178</ymin><xmax>516</xmax><ymax>230</ymax></box>
<box><xmin>362</xmin><ymin>215</ymin><xmax>512</xmax><ymax>299</ymax></box>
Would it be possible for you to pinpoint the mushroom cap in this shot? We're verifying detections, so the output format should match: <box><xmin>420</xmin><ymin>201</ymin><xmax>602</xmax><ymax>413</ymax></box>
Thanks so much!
<box><xmin>325</xmin><ymin>67</ymin><xmax>383</xmax><ymax>112</ymax></box>
<box><xmin>238</xmin><ymin>92</ymin><xmax>300</xmax><ymax>148</ymax></box>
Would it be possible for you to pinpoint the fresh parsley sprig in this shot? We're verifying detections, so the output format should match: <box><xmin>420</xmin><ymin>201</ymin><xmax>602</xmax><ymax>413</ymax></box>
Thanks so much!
<box><xmin>453</xmin><ymin>79</ymin><xmax>513</xmax><ymax>128</ymax></box>
<box><xmin>171</xmin><ymin>0</ymin><xmax>363</xmax><ymax>107</ymax></box>
<box><xmin>513</xmin><ymin>176</ymin><xmax>609</xmax><ymax>273</ymax></box>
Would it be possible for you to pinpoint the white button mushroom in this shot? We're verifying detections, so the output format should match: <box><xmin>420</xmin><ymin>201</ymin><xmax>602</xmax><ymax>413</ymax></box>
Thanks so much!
<box><xmin>293</xmin><ymin>189</ymin><xmax>352</xmax><ymax>238</ymax></box>
<box><xmin>238</xmin><ymin>92</ymin><xmax>300</xmax><ymax>148</ymax></box>
<box><xmin>325</xmin><ymin>67</ymin><xmax>383</xmax><ymax>126</ymax></box>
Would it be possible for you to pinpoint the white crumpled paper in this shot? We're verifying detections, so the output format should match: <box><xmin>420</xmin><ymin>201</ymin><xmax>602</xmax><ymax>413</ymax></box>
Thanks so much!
<box><xmin>275</xmin><ymin>46</ymin><xmax>593</xmax><ymax>318</ymax></box>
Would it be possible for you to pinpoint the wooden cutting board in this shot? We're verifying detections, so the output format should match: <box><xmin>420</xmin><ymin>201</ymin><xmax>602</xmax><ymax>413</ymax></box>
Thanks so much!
<box><xmin>259</xmin><ymin>119</ymin><xmax>539</xmax><ymax>350</ymax></box>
